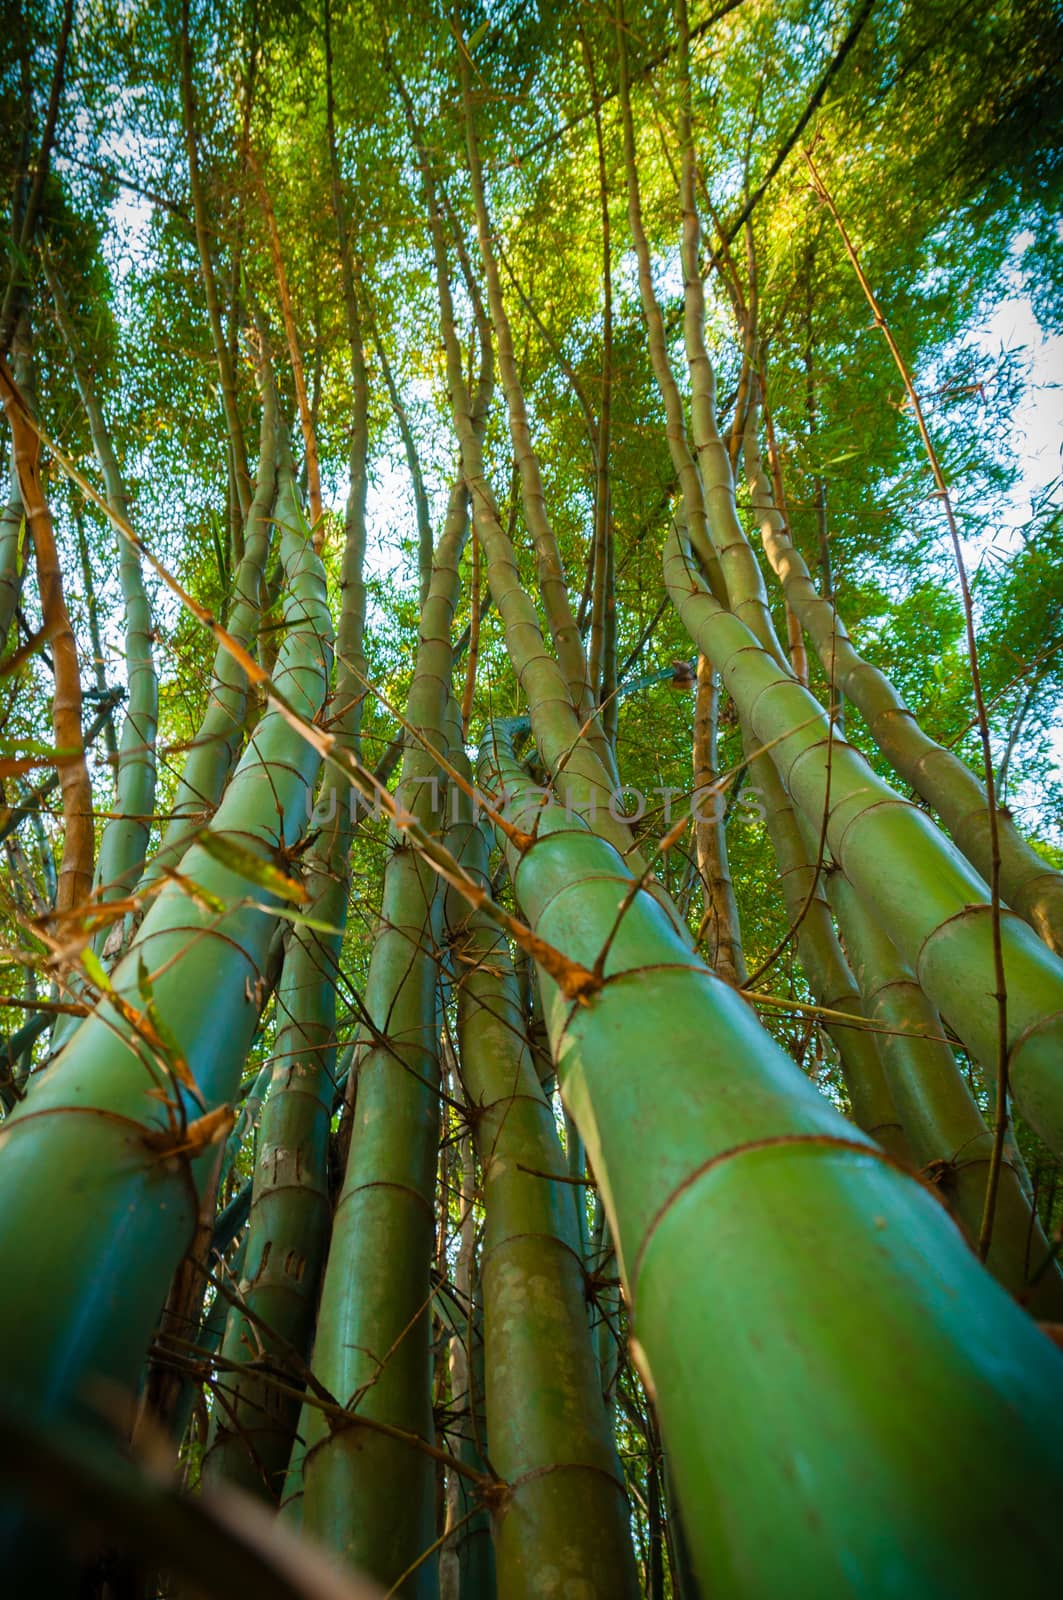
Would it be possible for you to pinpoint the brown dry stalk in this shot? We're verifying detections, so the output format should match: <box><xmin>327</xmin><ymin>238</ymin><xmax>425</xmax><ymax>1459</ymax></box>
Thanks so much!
<box><xmin>0</xmin><ymin>359</ymin><xmax>93</xmax><ymax>913</ymax></box>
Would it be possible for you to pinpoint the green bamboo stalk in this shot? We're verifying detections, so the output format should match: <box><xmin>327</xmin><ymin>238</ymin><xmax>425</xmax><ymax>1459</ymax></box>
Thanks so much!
<box><xmin>455</xmin><ymin>24</ymin><xmax>598</xmax><ymax>740</ymax></box>
<box><xmin>43</xmin><ymin>255</ymin><xmax>158</xmax><ymax>910</ymax></box>
<box><xmin>45</xmin><ymin>348</ymin><xmax>273</xmax><ymax>1060</ymax></box>
<box><xmin>478</xmin><ymin>720</ymin><xmax>1063</xmax><ymax>1594</ymax></box>
<box><xmin>614</xmin><ymin>2</ymin><xmax>723</xmax><ymax>592</ymax></box>
<box><xmin>178</xmin><ymin>0</ymin><xmax>252</xmax><ymax>529</ymax></box>
<box><xmin>578</xmin><ymin>20</ymin><xmax>618</xmax><ymax>761</ymax></box>
<box><xmin>398</xmin><ymin>66</ymin><xmax>660</xmax><ymax>885</ymax></box>
<box><xmin>632</xmin><ymin>338</ymin><xmax>898</xmax><ymax>1140</ymax></box>
<box><xmin>692</xmin><ymin>655</ymin><xmax>746</xmax><ymax>985</ymax></box>
<box><xmin>201</xmin><ymin>902</ymin><xmax>339</xmax><ymax>1498</ymax></box>
<box><xmin>827</xmin><ymin>865</ymin><xmax>1063</xmax><ymax>1316</ymax></box>
<box><xmin>138</xmin><ymin>1145</ymin><xmax>226</xmax><ymax>1448</ymax></box>
<box><xmin>0</xmin><ymin>468</ymin><xmax>23</xmax><ymax>650</ymax></box>
<box><xmin>142</xmin><ymin>366</ymin><xmax>278</xmax><ymax>887</ymax></box>
<box><xmin>205</xmin><ymin>338</ymin><xmax>370</xmax><ymax>1495</ymax></box>
<box><xmin>744</xmin><ymin>727</ymin><xmax>907</xmax><ymax>1158</ymax></box>
<box><xmin>73</xmin><ymin>505</ymin><xmax>120</xmax><ymax>765</ymax></box>
<box><xmin>299</xmin><ymin>468</ymin><xmax>474</xmax><ymax>1592</ymax></box>
<box><xmin>445</xmin><ymin>746</ymin><xmax>641</xmax><ymax>1597</ymax></box>
<box><xmin>0</xmin><ymin>311</ymin><xmax>33</xmax><ymax>647</ymax></box>
<box><xmin>522</xmin><ymin>952</ymin><xmax>555</xmax><ymax>1092</ymax></box>
<box><xmin>0</xmin><ymin>463</ymin><xmax>331</xmax><ymax>1573</ymax></box>
<box><xmin>200</xmin><ymin>50</ymin><xmax>373</xmax><ymax>1475</ymax></box>
<box><xmin>664</xmin><ymin>525</ymin><xmax>1063</xmax><ymax>1160</ymax></box>
<box><xmin>672</xmin><ymin>0</ymin><xmax>783</xmax><ymax>662</ymax></box>
<box><xmin>745</xmin><ymin>372</ymin><xmax>1063</xmax><ymax>952</ymax></box>
<box><xmin>249</xmin><ymin>153</ymin><xmax>323</xmax><ymax>540</ymax></box>
<box><xmin>706</xmin><ymin>390</ymin><xmax>905</xmax><ymax>1151</ymax></box>
<box><xmin>324</xmin><ymin>1</ymin><xmax>369</xmax><ymax>751</ymax></box>
<box><xmin>806</xmin><ymin>160</ymin><xmax>1011</xmax><ymax>1258</ymax></box>
<box><xmin>620</xmin><ymin>4</ymin><xmax>885</xmax><ymax>1102</ymax></box>
<box><xmin>725</xmin><ymin>247</ymin><xmax>758</xmax><ymax>478</ymax></box>
<box><xmin>438</xmin><ymin>1129</ymin><xmax>495</xmax><ymax>1600</ymax></box>
<box><xmin>222</xmin><ymin>13</ymin><xmax>259</xmax><ymax>570</ymax></box>
<box><xmin>636</xmin><ymin>6</ymin><xmax>898</xmax><ymax>1150</ymax></box>
<box><xmin>665</xmin><ymin>0</ymin><xmax>899</xmax><ymax>1142</ymax></box>
<box><xmin>634</xmin><ymin>32</ymin><xmax>1031</xmax><ymax>1168</ymax></box>
<box><xmin>757</xmin><ymin>353</ymin><xmax>811</xmax><ymax>685</ymax></box>
<box><xmin>217</xmin><ymin>1056</ymin><xmax>273</xmax><ymax>1197</ymax></box>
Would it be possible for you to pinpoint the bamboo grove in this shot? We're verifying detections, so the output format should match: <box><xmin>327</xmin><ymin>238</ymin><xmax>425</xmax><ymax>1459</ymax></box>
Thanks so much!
<box><xmin>1</xmin><ymin>0</ymin><xmax>1062</xmax><ymax>1594</ymax></box>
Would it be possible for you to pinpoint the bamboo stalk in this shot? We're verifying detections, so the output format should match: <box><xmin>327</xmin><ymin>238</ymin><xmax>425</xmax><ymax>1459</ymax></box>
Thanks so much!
<box><xmin>0</xmin><ymin>441</ymin><xmax>332</xmax><ymax>1555</ymax></box>
<box><xmin>741</xmin><ymin>721</ymin><xmax>907</xmax><ymax>1158</ymax></box>
<box><xmin>43</xmin><ymin>255</ymin><xmax>158</xmax><ymax>914</ymax></box>
<box><xmin>478</xmin><ymin>720</ymin><xmax>1063</xmax><ymax>1594</ymax></box>
<box><xmin>454</xmin><ymin>22</ymin><xmax>604</xmax><ymax>759</ymax></box>
<box><xmin>141</xmin><ymin>351</ymin><xmax>279</xmax><ymax>887</ymax></box>
<box><xmin>300</xmin><ymin>455</ymin><xmax>478</xmax><ymax>1588</ymax></box>
<box><xmin>395</xmin><ymin>57</ymin><xmax>638</xmax><ymax>865</ymax></box>
<box><xmin>650</xmin><ymin>13</ymin><xmax>901</xmax><ymax>1147</ymax></box>
<box><xmin>250</xmin><ymin>151</ymin><xmax>323</xmax><ymax>545</ymax></box>
<box><xmin>0</xmin><ymin>311</ymin><xmax>33</xmax><ymax>646</ymax></box>
<box><xmin>692</xmin><ymin>655</ymin><xmax>746</xmax><ymax>986</ymax></box>
<box><xmin>204</xmin><ymin>182</ymin><xmax>372</xmax><ymax>1486</ymax></box>
<box><xmin>755</xmin><ymin>305</ymin><xmax>1063</xmax><ymax>952</ymax></box>
<box><xmin>324</xmin><ymin>2</ymin><xmax>370</xmax><ymax>753</ymax></box>
<box><xmin>579</xmin><ymin>20</ymin><xmax>620</xmax><ymax>762</ymax></box>
<box><xmin>445</xmin><ymin>734</ymin><xmax>640</xmax><ymax>1596</ymax></box>
<box><xmin>0</xmin><ymin>349</ymin><xmax>93</xmax><ymax>915</ymax></box>
<box><xmin>664</xmin><ymin>524</ymin><xmax>1063</xmax><ymax>1160</ymax></box>
<box><xmin>178</xmin><ymin>0</ymin><xmax>252</xmax><ymax>526</ymax></box>
<box><xmin>828</xmin><ymin>864</ymin><xmax>1063</xmax><ymax>1317</ymax></box>
<box><xmin>615</xmin><ymin>0</ymin><xmax>725</xmax><ymax>594</ymax></box>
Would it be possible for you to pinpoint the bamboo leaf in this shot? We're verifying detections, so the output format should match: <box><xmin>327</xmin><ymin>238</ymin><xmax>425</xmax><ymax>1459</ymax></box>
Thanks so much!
<box><xmin>136</xmin><ymin>957</ymin><xmax>204</xmax><ymax>1106</ymax></box>
<box><xmin>80</xmin><ymin>946</ymin><xmax>113</xmax><ymax>994</ymax></box>
<box><xmin>195</xmin><ymin>831</ymin><xmax>308</xmax><ymax>903</ymax></box>
<box><xmin>248</xmin><ymin>901</ymin><xmax>345</xmax><ymax>936</ymax></box>
<box><xmin>161</xmin><ymin>867</ymin><xmax>229</xmax><ymax>916</ymax></box>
